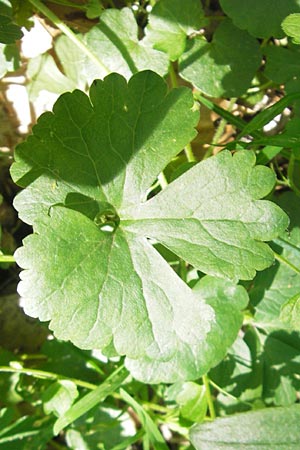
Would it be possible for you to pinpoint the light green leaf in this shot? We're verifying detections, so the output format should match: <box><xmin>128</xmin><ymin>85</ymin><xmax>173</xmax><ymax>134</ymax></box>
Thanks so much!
<box><xmin>250</xmin><ymin>192</ymin><xmax>300</xmax><ymax>329</ymax></box>
<box><xmin>179</xmin><ymin>20</ymin><xmax>261</xmax><ymax>97</ymax></box>
<box><xmin>280</xmin><ymin>293</ymin><xmax>300</xmax><ymax>329</ymax></box>
<box><xmin>53</xmin><ymin>366</ymin><xmax>128</xmax><ymax>435</ymax></box>
<box><xmin>220</xmin><ymin>0</ymin><xmax>300</xmax><ymax>38</ymax></box>
<box><xmin>0</xmin><ymin>14</ymin><xmax>22</xmax><ymax>44</ymax></box>
<box><xmin>42</xmin><ymin>380</ymin><xmax>79</xmax><ymax>417</ymax></box>
<box><xmin>84</xmin><ymin>7</ymin><xmax>168</xmax><ymax>80</ymax></box>
<box><xmin>145</xmin><ymin>0</ymin><xmax>205</xmax><ymax>61</ymax></box>
<box><xmin>190</xmin><ymin>404</ymin><xmax>300</xmax><ymax>449</ymax></box>
<box><xmin>176</xmin><ymin>382</ymin><xmax>207</xmax><ymax>423</ymax></box>
<box><xmin>27</xmin><ymin>53</ymin><xmax>77</xmax><ymax>100</ymax></box>
<box><xmin>26</xmin><ymin>8</ymin><xmax>168</xmax><ymax>99</ymax></box>
<box><xmin>282</xmin><ymin>13</ymin><xmax>300</xmax><ymax>44</ymax></box>
<box><xmin>12</xmin><ymin>71</ymin><xmax>288</xmax><ymax>383</ymax></box>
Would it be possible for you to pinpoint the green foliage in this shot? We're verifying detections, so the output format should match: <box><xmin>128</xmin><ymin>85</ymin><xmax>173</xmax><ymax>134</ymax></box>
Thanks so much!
<box><xmin>220</xmin><ymin>0</ymin><xmax>300</xmax><ymax>38</ymax></box>
<box><xmin>179</xmin><ymin>19</ymin><xmax>261</xmax><ymax>97</ymax></box>
<box><xmin>190</xmin><ymin>404</ymin><xmax>300</xmax><ymax>449</ymax></box>
<box><xmin>282</xmin><ymin>13</ymin><xmax>300</xmax><ymax>44</ymax></box>
<box><xmin>2</xmin><ymin>0</ymin><xmax>300</xmax><ymax>448</ymax></box>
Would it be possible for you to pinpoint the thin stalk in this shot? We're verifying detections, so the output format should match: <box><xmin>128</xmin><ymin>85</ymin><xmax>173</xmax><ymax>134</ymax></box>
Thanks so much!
<box><xmin>209</xmin><ymin>379</ymin><xmax>253</xmax><ymax>407</ymax></box>
<box><xmin>202</xmin><ymin>374</ymin><xmax>216</xmax><ymax>420</ymax></box>
<box><xmin>205</xmin><ymin>97</ymin><xmax>237</xmax><ymax>158</ymax></box>
<box><xmin>29</xmin><ymin>0</ymin><xmax>110</xmax><ymax>75</ymax></box>
<box><xmin>274</xmin><ymin>251</ymin><xmax>300</xmax><ymax>275</ymax></box>
<box><xmin>184</xmin><ymin>142</ymin><xmax>197</xmax><ymax>162</ymax></box>
<box><xmin>288</xmin><ymin>153</ymin><xmax>300</xmax><ymax>197</ymax></box>
<box><xmin>0</xmin><ymin>365</ymin><xmax>97</xmax><ymax>390</ymax></box>
<box><xmin>168</xmin><ymin>62</ymin><xmax>178</xmax><ymax>88</ymax></box>
<box><xmin>0</xmin><ymin>254</ymin><xmax>15</xmax><ymax>263</ymax></box>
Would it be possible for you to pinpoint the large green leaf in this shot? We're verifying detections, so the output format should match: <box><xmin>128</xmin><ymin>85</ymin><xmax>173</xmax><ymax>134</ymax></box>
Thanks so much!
<box><xmin>220</xmin><ymin>0</ymin><xmax>300</xmax><ymax>38</ymax></box>
<box><xmin>145</xmin><ymin>0</ymin><xmax>205</xmax><ymax>61</ymax></box>
<box><xmin>190</xmin><ymin>404</ymin><xmax>300</xmax><ymax>449</ymax></box>
<box><xmin>179</xmin><ymin>20</ymin><xmax>261</xmax><ymax>97</ymax></box>
<box><xmin>11</xmin><ymin>71</ymin><xmax>288</xmax><ymax>382</ymax></box>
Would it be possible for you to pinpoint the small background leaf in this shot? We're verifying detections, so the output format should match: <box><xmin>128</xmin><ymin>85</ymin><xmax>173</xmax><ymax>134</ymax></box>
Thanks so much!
<box><xmin>179</xmin><ymin>20</ymin><xmax>261</xmax><ymax>97</ymax></box>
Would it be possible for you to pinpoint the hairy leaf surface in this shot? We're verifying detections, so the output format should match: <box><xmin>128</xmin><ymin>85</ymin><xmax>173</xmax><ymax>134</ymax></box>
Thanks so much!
<box><xmin>12</xmin><ymin>71</ymin><xmax>288</xmax><ymax>382</ymax></box>
<box><xmin>190</xmin><ymin>404</ymin><xmax>300</xmax><ymax>449</ymax></box>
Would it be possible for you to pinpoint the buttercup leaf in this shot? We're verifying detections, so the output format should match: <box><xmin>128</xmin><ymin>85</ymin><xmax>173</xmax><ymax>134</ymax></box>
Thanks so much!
<box><xmin>179</xmin><ymin>20</ymin><xmax>261</xmax><ymax>97</ymax></box>
<box><xmin>11</xmin><ymin>71</ymin><xmax>288</xmax><ymax>382</ymax></box>
<box><xmin>220</xmin><ymin>0</ymin><xmax>300</xmax><ymax>38</ymax></box>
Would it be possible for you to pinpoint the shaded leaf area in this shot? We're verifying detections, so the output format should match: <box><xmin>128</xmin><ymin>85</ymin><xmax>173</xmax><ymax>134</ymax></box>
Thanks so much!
<box><xmin>0</xmin><ymin>14</ymin><xmax>22</xmax><ymax>44</ymax></box>
<box><xmin>27</xmin><ymin>7</ymin><xmax>168</xmax><ymax>99</ymax></box>
<box><xmin>264</xmin><ymin>45</ymin><xmax>300</xmax><ymax>86</ymax></box>
<box><xmin>145</xmin><ymin>0</ymin><xmax>206</xmax><ymax>61</ymax></box>
<box><xmin>190</xmin><ymin>403</ymin><xmax>300</xmax><ymax>450</ymax></box>
<box><xmin>0</xmin><ymin>406</ymin><xmax>54</xmax><ymax>450</ymax></box>
<box><xmin>249</xmin><ymin>192</ymin><xmax>300</xmax><ymax>329</ymax></box>
<box><xmin>11</xmin><ymin>72</ymin><xmax>288</xmax><ymax>383</ymax></box>
<box><xmin>65</xmin><ymin>406</ymin><xmax>136</xmax><ymax>450</ymax></box>
<box><xmin>210</xmin><ymin>327</ymin><xmax>300</xmax><ymax>413</ymax></box>
<box><xmin>220</xmin><ymin>0</ymin><xmax>300</xmax><ymax>38</ymax></box>
<box><xmin>179</xmin><ymin>20</ymin><xmax>261</xmax><ymax>97</ymax></box>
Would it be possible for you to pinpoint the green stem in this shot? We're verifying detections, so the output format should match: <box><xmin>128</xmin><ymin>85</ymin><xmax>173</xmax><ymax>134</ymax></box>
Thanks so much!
<box><xmin>273</xmin><ymin>251</ymin><xmax>300</xmax><ymax>275</ymax></box>
<box><xmin>168</xmin><ymin>62</ymin><xmax>178</xmax><ymax>88</ymax></box>
<box><xmin>288</xmin><ymin>154</ymin><xmax>300</xmax><ymax>197</ymax></box>
<box><xmin>0</xmin><ymin>254</ymin><xmax>15</xmax><ymax>263</ymax></box>
<box><xmin>29</xmin><ymin>0</ymin><xmax>110</xmax><ymax>75</ymax></box>
<box><xmin>209</xmin><ymin>379</ymin><xmax>253</xmax><ymax>407</ymax></box>
<box><xmin>0</xmin><ymin>365</ymin><xmax>97</xmax><ymax>390</ymax></box>
<box><xmin>202</xmin><ymin>374</ymin><xmax>216</xmax><ymax>420</ymax></box>
<box><xmin>184</xmin><ymin>142</ymin><xmax>197</xmax><ymax>162</ymax></box>
<box><xmin>205</xmin><ymin>97</ymin><xmax>237</xmax><ymax>158</ymax></box>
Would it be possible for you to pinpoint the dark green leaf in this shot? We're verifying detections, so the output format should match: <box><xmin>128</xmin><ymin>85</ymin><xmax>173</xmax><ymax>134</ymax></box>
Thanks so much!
<box><xmin>0</xmin><ymin>14</ymin><xmax>22</xmax><ymax>44</ymax></box>
<box><xmin>179</xmin><ymin>20</ymin><xmax>261</xmax><ymax>97</ymax></box>
<box><xmin>220</xmin><ymin>0</ymin><xmax>300</xmax><ymax>38</ymax></box>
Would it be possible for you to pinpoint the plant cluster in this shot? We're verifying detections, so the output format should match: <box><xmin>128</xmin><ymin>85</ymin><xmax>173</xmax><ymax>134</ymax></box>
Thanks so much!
<box><xmin>1</xmin><ymin>0</ymin><xmax>300</xmax><ymax>449</ymax></box>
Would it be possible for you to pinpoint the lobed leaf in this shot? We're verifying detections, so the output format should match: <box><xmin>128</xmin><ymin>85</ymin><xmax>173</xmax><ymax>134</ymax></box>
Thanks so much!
<box><xmin>11</xmin><ymin>71</ymin><xmax>288</xmax><ymax>383</ymax></box>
